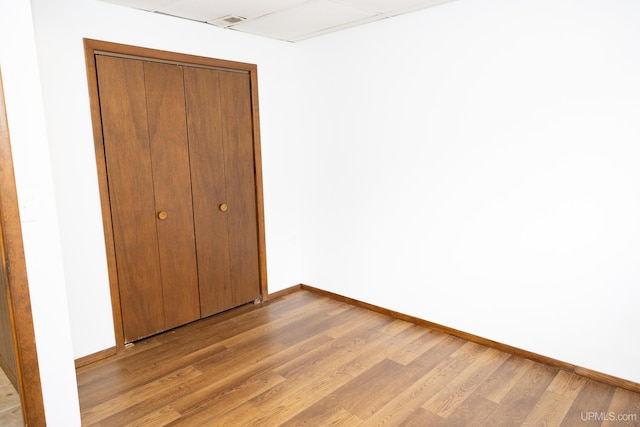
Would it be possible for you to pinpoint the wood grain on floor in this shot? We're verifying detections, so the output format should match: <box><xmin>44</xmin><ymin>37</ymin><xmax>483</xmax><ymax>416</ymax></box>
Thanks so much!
<box><xmin>76</xmin><ymin>290</ymin><xmax>640</xmax><ymax>426</ymax></box>
<box><xmin>0</xmin><ymin>368</ymin><xmax>22</xmax><ymax>427</ymax></box>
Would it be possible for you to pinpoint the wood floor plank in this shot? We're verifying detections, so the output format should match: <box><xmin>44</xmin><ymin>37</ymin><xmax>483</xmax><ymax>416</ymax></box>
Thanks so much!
<box><xmin>218</xmin><ymin>312</ymin><xmax>424</xmax><ymax>425</ymax></box>
<box><xmin>218</xmin><ymin>294</ymin><xmax>350</xmax><ymax>350</ymax></box>
<box><xmin>397</xmin><ymin>407</ymin><xmax>444</xmax><ymax>426</ymax></box>
<box><xmin>0</xmin><ymin>382</ymin><xmax>21</xmax><ymax>414</ymax></box>
<box><xmin>277</xmin><ymin>393</ymin><xmax>346</xmax><ymax>426</ymax></box>
<box><xmin>450</xmin><ymin>341</ymin><xmax>489</xmax><ymax>364</ymax></box>
<box><xmin>309</xmin><ymin>358</ymin><xmax>423</xmax><ymax>420</ymax></box>
<box><xmin>210</xmin><ymin>368</ymin><xmax>354</xmax><ymax>425</ymax></box>
<box><xmin>0</xmin><ymin>406</ymin><xmax>23</xmax><ymax>427</ymax></box>
<box><xmin>327</xmin><ymin>333</ymin><xmax>466</xmax><ymax>426</ymax></box>
<box><xmin>408</xmin><ymin>334</ymin><xmax>467</xmax><ymax>372</ymax></box>
<box><xmin>164</xmin><ymin>370</ymin><xmax>287</xmax><ymax>426</ymax></box>
<box><xmin>81</xmin><ymin>365</ymin><xmax>202</xmax><ymax>425</ymax></box>
<box><xmin>78</xmin><ymin>343</ymin><xmax>226</xmax><ymax>409</ymax></box>
<box><xmin>385</xmin><ymin>327</ymin><xmax>447</xmax><ymax>366</ymax></box>
<box><xmin>280</xmin><ymin>406</ymin><xmax>364</xmax><ymax>426</ymax></box>
<box><xmin>76</xmin><ymin>290</ymin><xmax>640</xmax><ymax>426</ymax></box>
<box><xmin>601</xmin><ymin>387</ymin><xmax>640</xmax><ymax>427</ymax></box>
<box><xmin>561</xmin><ymin>379</ymin><xmax>617</xmax><ymax>426</ymax></box>
<box><xmin>76</xmin><ymin>303</ymin><xmax>271</xmax><ymax>399</ymax></box>
<box><xmin>362</xmin><ymin>356</ymin><xmax>468</xmax><ymax>426</ymax></box>
<box><xmin>200</xmin><ymin>320</ymin><xmax>394</xmax><ymax>425</ymax></box>
<box><xmin>255</xmin><ymin>330</ymin><xmax>412</xmax><ymax>423</ymax></box>
<box><xmin>122</xmin><ymin>406</ymin><xmax>182</xmax><ymax>427</ymax></box>
<box><xmin>102</xmin><ymin>332</ymin><xmax>332</xmax><ymax>425</ymax></box>
<box><xmin>422</xmin><ymin>347</ymin><xmax>510</xmax><ymax>417</ymax></box>
<box><xmin>548</xmin><ymin>369</ymin><xmax>589</xmax><ymax>399</ymax></box>
<box><xmin>266</xmin><ymin>291</ymin><xmax>344</xmax><ymax>321</ymax></box>
<box><xmin>321</xmin><ymin>409</ymin><xmax>364</xmax><ymax>425</ymax></box>
<box><xmin>273</xmin><ymin>313</ymin><xmax>393</xmax><ymax>380</ymax></box>
<box><xmin>443</xmin><ymin>394</ymin><xmax>498</xmax><ymax>426</ymax></box>
<box><xmin>322</xmin><ymin>308</ymin><xmax>397</xmax><ymax>340</ymax></box>
<box><xmin>83</xmin><ymin>292</ymin><xmax>334</xmax><ymax>410</ymax></box>
<box><xmin>478</xmin><ymin>363</ymin><xmax>558</xmax><ymax>427</ymax></box>
<box><xmin>520</xmin><ymin>390</ymin><xmax>575</xmax><ymax>427</ymax></box>
<box><xmin>191</xmin><ymin>330</ymin><xmax>288</xmax><ymax>375</ymax></box>
<box><xmin>474</xmin><ymin>355</ymin><xmax>535</xmax><ymax>404</ymax></box>
<box><xmin>0</xmin><ymin>372</ymin><xmax>22</xmax><ymax>427</ymax></box>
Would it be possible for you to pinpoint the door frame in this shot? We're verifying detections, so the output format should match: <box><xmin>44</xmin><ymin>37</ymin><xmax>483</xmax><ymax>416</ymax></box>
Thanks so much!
<box><xmin>0</xmin><ymin>69</ymin><xmax>46</xmax><ymax>425</ymax></box>
<box><xmin>83</xmin><ymin>39</ymin><xmax>269</xmax><ymax>352</ymax></box>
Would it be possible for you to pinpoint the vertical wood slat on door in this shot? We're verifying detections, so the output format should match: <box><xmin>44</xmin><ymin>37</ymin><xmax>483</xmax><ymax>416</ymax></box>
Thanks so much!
<box><xmin>184</xmin><ymin>68</ymin><xmax>260</xmax><ymax>317</ymax></box>
<box><xmin>184</xmin><ymin>67</ymin><xmax>233</xmax><ymax>317</ymax></box>
<box><xmin>143</xmin><ymin>62</ymin><xmax>201</xmax><ymax>329</ymax></box>
<box><xmin>218</xmin><ymin>71</ymin><xmax>261</xmax><ymax>308</ymax></box>
<box><xmin>96</xmin><ymin>55</ymin><xmax>166</xmax><ymax>341</ymax></box>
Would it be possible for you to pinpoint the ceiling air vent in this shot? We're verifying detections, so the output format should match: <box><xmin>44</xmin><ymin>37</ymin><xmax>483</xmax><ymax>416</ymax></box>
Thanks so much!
<box><xmin>208</xmin><ymin>15</ymin><xmax>247</xmax><ymax>28</ymax></box>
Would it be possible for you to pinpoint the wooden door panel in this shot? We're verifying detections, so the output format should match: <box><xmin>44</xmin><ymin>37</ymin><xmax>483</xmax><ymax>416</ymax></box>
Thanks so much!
<box><xmin>183</xmin><ymin>67</ymin><xmax>233</xmax><ymax>317</ymax></box>
<box><xmin>96</xmin><ymin>56</ymin><xmax>165</xmax><ymax>341</ymax></box>
<box><xmin>218</xmin><ymin>72</ymin><xmax>261</xmax><ymax>307</ymax></box>
<box><xmin>144</xmin><ymin>62</ymin><xmax>201</xmax><ymax>328</ymax></box>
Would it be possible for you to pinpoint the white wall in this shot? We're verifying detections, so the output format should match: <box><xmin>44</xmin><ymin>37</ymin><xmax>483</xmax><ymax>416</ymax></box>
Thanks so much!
<box><xmin>29</xmin><ymin>0</ymin><xmax>305</xmax><ymax>364</ymax></box>
<box><xmin>0</xmin><ymin>1</ymin><xmax>81</xmax><ymax>425</ymax></box>
<box><xmin>297</xmin><ymin>0</ymin><xmax>640</xmax><ymax>383</ymax></box>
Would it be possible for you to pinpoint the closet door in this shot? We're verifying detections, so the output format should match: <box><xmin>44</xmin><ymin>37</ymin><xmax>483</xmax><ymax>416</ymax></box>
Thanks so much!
<box><xmin>144</xmin><ymin>62</ymin><xmax>200</xmax><ymax>330</ymax></box>
<box><xmin>184</xmin><ymin>67</ymin><xmax>261</xmax><ymax>317</ymax></box>
<box><xmin>96</xmin><ymin>56</ymin><xmax>200</xmax><ymax>342</ymax></box>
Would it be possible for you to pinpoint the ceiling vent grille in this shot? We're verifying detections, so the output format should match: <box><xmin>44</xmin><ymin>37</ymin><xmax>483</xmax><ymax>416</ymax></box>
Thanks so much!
<box><xmin>208</xmin><ymin>15</ymin><xmax>246</xmax><ymax>28</ymax></box>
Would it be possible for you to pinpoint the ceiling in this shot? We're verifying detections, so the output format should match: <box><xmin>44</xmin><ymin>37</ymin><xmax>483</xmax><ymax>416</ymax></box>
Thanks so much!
<box><xmin>100</xmin><ymin>0</ymin><xmax>455</xmax><ymax>42</ymax></box>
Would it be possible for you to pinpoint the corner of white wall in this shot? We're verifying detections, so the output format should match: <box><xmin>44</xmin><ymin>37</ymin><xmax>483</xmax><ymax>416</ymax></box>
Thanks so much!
<box><xmin>0</xmin><ymin>0</ymin><xmax>81</xmax><ymax>425</ymax></box>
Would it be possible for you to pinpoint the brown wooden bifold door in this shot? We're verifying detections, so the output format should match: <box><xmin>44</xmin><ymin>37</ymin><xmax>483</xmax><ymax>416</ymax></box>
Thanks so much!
<box><xmin>96</xmin><ymin>56</ymin><xmax>200</xmax><ymax>341</ymax></box>
<box><xmin>184</xmin><ymin>68</ymin><xmax>260</xmax><ymax>317</ymax></box>
<box><xmin>95</xmin><ymin>54</ymin><xmax>261</xmax><ymax>343</ymax></box>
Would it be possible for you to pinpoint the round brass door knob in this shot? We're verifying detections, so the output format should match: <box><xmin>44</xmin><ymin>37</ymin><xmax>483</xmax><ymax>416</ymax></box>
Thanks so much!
<box><xmin>219</xmin><ymin>203</ymin><xmax>228</xmax><ymax>212</ymax></box>
<box><xmin>157</xmin><ymin>211</ymin><xmax>168</xmax><ymax>220</ymax></box>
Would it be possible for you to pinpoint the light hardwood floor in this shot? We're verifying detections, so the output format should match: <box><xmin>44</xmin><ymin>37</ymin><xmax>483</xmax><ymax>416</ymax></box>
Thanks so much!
<box><xmin>76</xmin><ymin>290</ymin><xmax>640</xmax><ymax>426</ymax></box>
<box><xmin>0</xmin><ymin>368</ymin><xmax>22</xmax><ymax>426</ymax></box>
